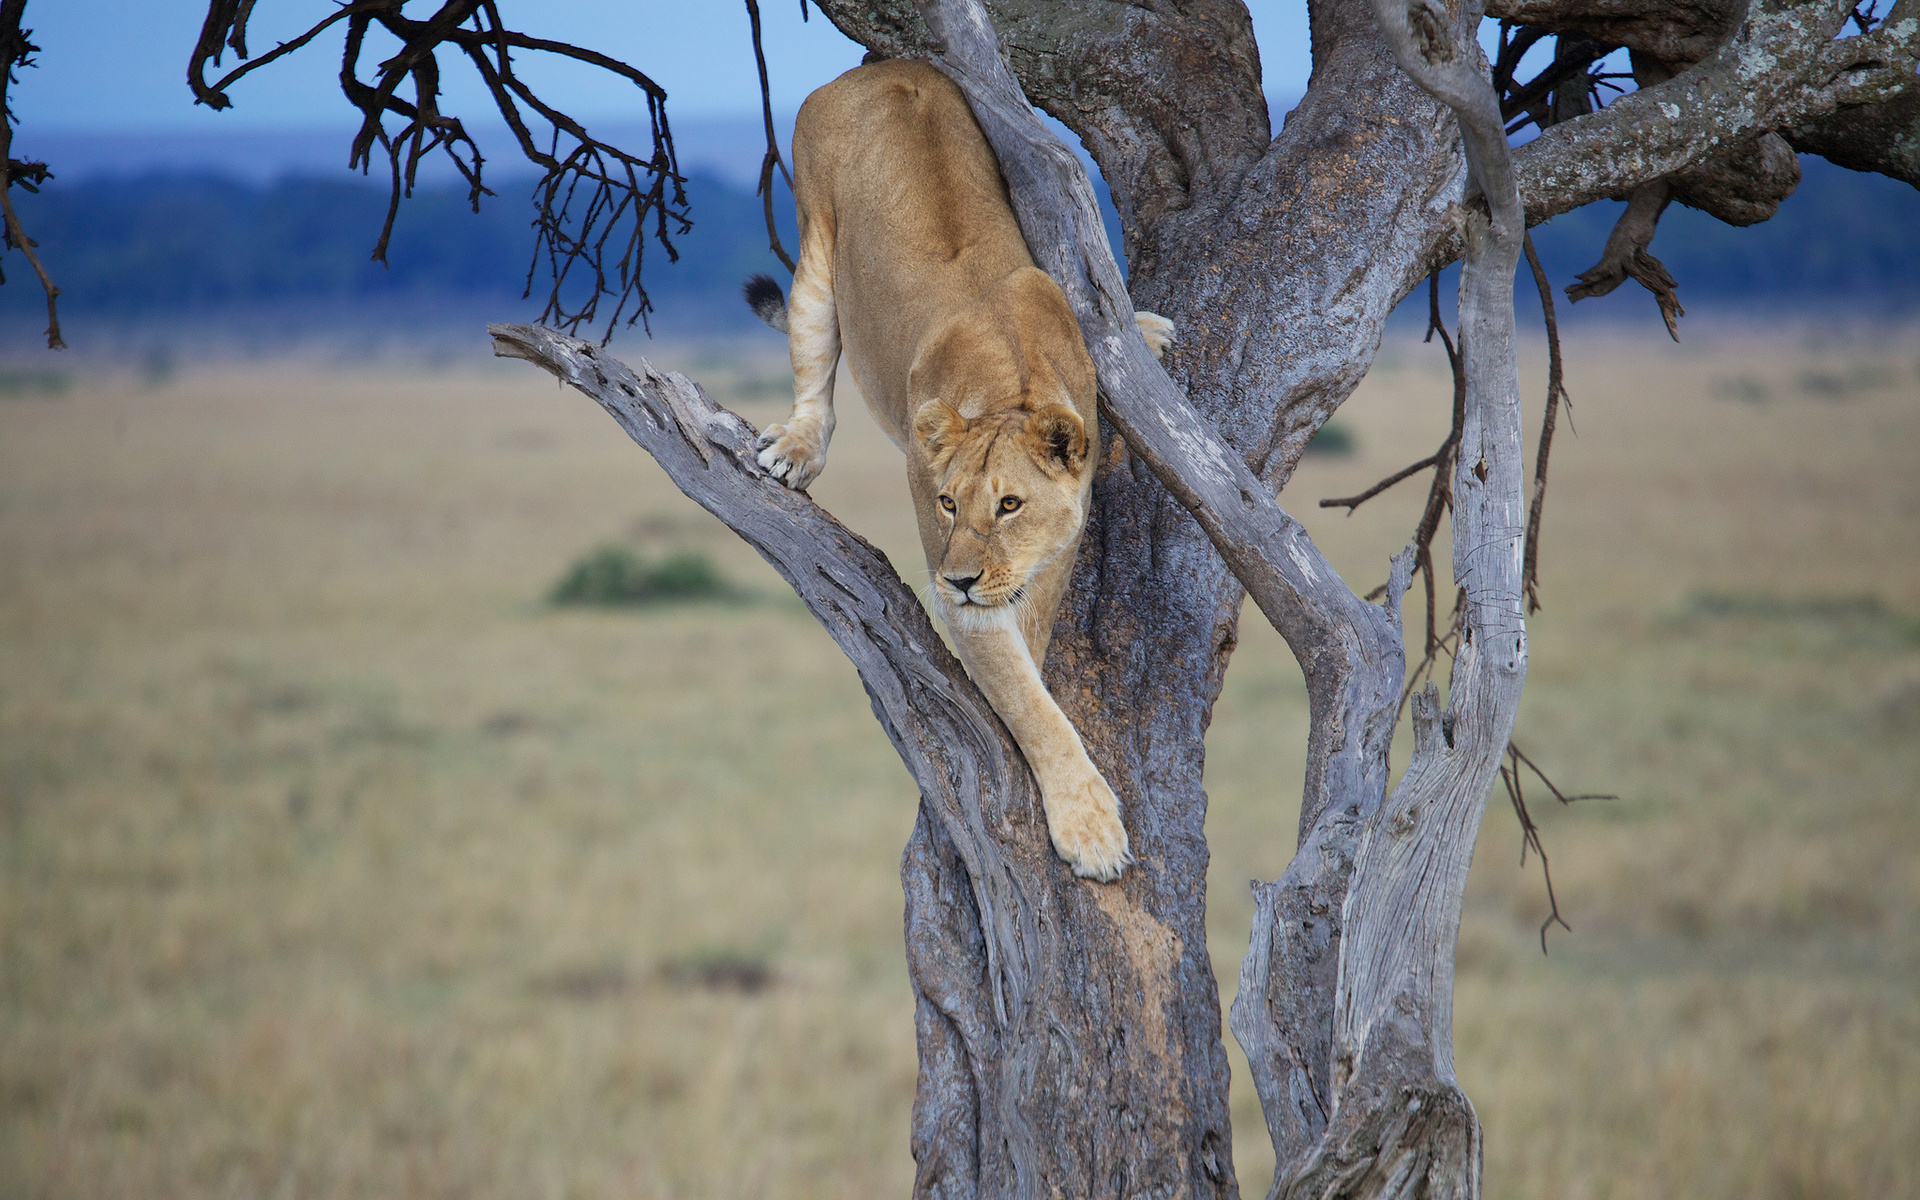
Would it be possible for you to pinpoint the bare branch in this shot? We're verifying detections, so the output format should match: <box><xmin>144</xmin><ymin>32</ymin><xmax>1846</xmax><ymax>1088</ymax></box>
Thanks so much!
<box><xmin>1498</xmin><ymin>745</ymin><xmax>1572</xmax><ymax>953</ymax></box>
<box><xmin>0</xmin><ymin>0</ymin><xmax>60</xmax><ymax>349</ymax></box>
<box><xmin>1507</xmin><ymin>741</ymin><xmax>1618</xmax><ymax>805</ymax></box>
<box><xmin>1274</xmin><ymin>0</ymin><xmax>1532</xmax><ymax>1189</ymax></box>
<box><xmin>190</xmin><ymin>2</ymin><xmax>374</xmax><ymax>110</ymax></box>
<box><xmin>190</xmin><ymin>0</ymin><xmax>690</xmax><ymax>343</ymax></box>
<box><xmin>1567</xmin><ymin>178</ymin><xmax>1685</xmax><ymax>339</ymax></box>
<box><xmin>745</xmin><ymin>0</ymin><xmax>797</xmax><ymax>273</ymax></box>
<box><xmin>1501</xmin><ymin>741</ymin><xmax>1616</xmax><ymax>952</ymax></box>
<box><xmin>1521</xmin><ymin>231</ymin><xmax>1566</xmax><ymax>614</ymax></box>
<box><xmin>1513</xmin><ymin>0</ymin><xmax>1920</xmax><ymax>223</ymax></box>
<box><xmin>1318</xmin><ymin>453</ymin><xmax>1441</xmax><ymax>513</ymax></box>
<box><xmin>1788</xmin><ymin>83</ymin><xmax>1920</xmax><ymax>186</ymax></box>
<box><xmin>488</xmin><ymin>322</ymin><xmax>1044</xmax><ymax>1035</ymax></box>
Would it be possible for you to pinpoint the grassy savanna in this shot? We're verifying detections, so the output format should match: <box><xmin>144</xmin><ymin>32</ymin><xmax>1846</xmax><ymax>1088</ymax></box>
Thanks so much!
<box><xmin>1</xmin><ymin>324</ymin><xmax>1916</xmax><ymax>1200</ymax></box>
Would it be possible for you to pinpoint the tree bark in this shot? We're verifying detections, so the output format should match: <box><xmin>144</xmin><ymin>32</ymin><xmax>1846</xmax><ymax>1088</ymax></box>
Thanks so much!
<box><xmin>493</xmin><ymin>0</ymin><xmax>1527</xmax><ymax>1194</ymax></box>
<box><xmin>817</xmin><ymin>0</ymin><xmax>1531</xmax><ymax>1192</ymax></box>
<box><xmin>1788</xmin><ymin>83</ymin><xmax>1920</xmax><ymax>187</ymax></box>
<box><xmin>486</xmin><ymin>0</ymin><xmax>1912</xmax><ymax>1195</ymax></box>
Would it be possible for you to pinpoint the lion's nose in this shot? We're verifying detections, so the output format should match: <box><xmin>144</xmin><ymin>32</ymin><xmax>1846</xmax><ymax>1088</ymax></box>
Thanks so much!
<box><xmin>945</xmin><ymin>573</ymin><xmax>981</xmax><ymax>596</ymax></box>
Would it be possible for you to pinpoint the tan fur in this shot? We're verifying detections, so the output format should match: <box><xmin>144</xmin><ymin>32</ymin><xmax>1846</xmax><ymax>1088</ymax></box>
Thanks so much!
<box><xmin>758</xmin><ymin>60</ymin><xmax>1172</xmax><ymax>881</ymax></box>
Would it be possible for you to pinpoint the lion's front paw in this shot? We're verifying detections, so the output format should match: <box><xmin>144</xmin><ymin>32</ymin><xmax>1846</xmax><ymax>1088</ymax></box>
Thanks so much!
<box><xmin>1134</xmin><ymin>311</ymin><xmax>1177</xmax><ymax>361</ymax></box>
<box><xmin>755</xmin><ymin>420</ymin><xmax>828</xmax><ymax>490</ymax></box>
<box><xmin>1043</xmin><ymin>771</ymin><xmax>1132</xmax><ymax>882</ymax></box>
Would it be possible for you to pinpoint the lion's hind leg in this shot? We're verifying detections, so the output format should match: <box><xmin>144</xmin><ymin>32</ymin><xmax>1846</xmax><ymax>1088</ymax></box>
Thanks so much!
<box><xmin>756</xmin><ymin>235</ymin><xmax>840</xmax><ymax>490</ymax></box>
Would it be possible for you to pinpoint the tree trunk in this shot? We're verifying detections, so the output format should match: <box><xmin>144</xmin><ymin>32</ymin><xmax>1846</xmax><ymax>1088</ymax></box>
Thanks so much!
<box><xmin>497</xmin><ymin>0</ymin><xmax>1531</xmax><ymax>1195</ymax></box>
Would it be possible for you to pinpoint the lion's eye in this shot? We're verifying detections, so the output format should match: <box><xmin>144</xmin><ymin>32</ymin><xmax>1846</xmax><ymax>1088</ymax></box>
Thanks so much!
<box><xmin>939</xmin><ymin>495</ymin><xmax>956</xmax><ymax>513</ymax></box>
<box><xmin>998</xmin><ymin>496</ymin><xmax>1022</xmax><ymax>514</ymax></box>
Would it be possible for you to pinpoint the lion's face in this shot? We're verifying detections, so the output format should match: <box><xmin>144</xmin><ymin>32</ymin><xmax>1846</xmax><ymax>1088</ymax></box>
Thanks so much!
<box><xmin>912</xmin><ymin>400</ymin><xmax>1090</xmax><ymax>615</ymax></box>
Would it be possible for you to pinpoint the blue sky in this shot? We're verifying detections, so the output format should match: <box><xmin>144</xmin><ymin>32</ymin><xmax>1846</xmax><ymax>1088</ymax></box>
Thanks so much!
<box><xmin>14</xmin><ymin>0</ymin><xmax>1315</xmax><ymax>130</ymax></box>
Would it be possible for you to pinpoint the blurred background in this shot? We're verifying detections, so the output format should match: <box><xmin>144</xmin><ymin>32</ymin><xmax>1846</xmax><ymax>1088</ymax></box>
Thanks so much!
<box><xmin>2</xmin><ymin>3</ymin><xmax>1917</xmax><ymax>1199</ymax></box>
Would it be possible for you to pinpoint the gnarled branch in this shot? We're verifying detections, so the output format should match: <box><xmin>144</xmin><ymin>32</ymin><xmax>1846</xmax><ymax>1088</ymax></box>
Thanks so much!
<box><xmin>1788</xmin><ymin>81</ymin><xmax>1920</xmax><ymax>185</ymax></box>
<box><xmin>190</xmin><ymin>0</ymin><xmax>690</xmax><ymax>342</ymax></box>
<box><xmin>1513</xmin><ymin>0</ymin><xmax>1920</xmax><ymax>223</ymax></box>
<box><xmin>1250</xmin><ymin>0</ymin><xmax>1530</xmax><ymax>1192</ymax></box>
<box><xmin>488</xmin><ymin>320</ymin><xmax>1047</xmax><ymax>1048</ymax></box>
<box><xmin>1566</xmin><ymin>178</ymin><xmax>1685</xmax><ymax>338</ymax></box>
<box><xmin>1487</xmin><ymin>0</ymin><xmax>1738</xmax><ymax>63</ymax></box>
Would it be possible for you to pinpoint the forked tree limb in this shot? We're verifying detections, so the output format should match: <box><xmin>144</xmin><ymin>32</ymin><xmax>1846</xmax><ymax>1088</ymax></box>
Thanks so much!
<box><xmin>1264</xmin><ymin>0</ymin><xmax>1529</xmax><ymax>1194</ymax></box>
<box><xmin>913</xmin><ymin>19</ymin><xmax>1437</xmax><ymax>1179</ymax></box>
<box><xmin>888</xmin><ymin>6</ymin><xmax>1428</xmax><ymax>1192</ymax></box>
<box><xmin>1510</xmin><ymin>0</ymin><xmax>1919</xmax><ymax>223</ymax></box>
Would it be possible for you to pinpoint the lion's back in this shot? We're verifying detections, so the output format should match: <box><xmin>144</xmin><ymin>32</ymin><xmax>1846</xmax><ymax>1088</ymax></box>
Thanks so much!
<box><xmin>792</xmin><ymin>61</ymin><xmax>1037</xmax><ymax>424</ymax></box>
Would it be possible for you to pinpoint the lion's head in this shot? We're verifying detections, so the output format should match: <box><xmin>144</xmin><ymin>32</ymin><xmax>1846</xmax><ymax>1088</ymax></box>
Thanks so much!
<box><xmin>911</xmin><ymin>399</ymin><xmax>1090</xmax><ymax>615</ymax></box>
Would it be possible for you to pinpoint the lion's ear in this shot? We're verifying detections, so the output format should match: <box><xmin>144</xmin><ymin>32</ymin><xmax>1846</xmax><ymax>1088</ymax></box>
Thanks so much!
<box><xmin>912</xmin><ymin>401</ymin><xmax>968</xmax><ymax>461</ymax></box>
<box><xmin>1027</xmin><ymin>406</ymin><xmax>1088</xmax><ymax>473</ymax></box>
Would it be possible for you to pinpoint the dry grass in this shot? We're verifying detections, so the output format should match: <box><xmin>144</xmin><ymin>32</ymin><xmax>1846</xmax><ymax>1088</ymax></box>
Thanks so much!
<box><xmin>1</xmin><ymin>322</ymin><xmax>1916</xmax><ymax>1199</ymax></box>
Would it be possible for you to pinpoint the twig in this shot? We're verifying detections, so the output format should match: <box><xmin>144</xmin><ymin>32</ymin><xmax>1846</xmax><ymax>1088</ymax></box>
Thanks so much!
<box><xmin>1319</xmin><ymin>453</ymin><xmax>1441</xmax><ymax>513</ymax></box>
<box><xmin>1520</xmin><ymin>230</ymin><xmax>1566</xmax><ymax>614</ymax></box>
<box><xmin>189</xmin><ymin>0</ymin><xmax>690</xmax><ymax>343</ymax></box>
<box><xmin>1500</xmin><ymin>741</ymin><xmax>1614</xmax><ymax>953</ymax></box>
<box><xmin>1318</xmin><ymin>270</ymin><xmax>1469</xmax><ymax>718</ymax></box>
<box><xmin>1396</xmin><ymin>271</ymin><xmax>1468</xmax><ymax>714</ymax></box>
<box><xmin>1507</xmin><ymin>742</ymin><xmax>1616</xmax><ymax>805</ymax></box>
<box><xmin>1498</xmin><ymin>744</ymin><xmax>1570</xmax><ymax>953</ymax></box>
<box><xmin>0</xmin><ymin>0</ymin><xmax>61</xmax><ymax>348</ymax></box>
<box><xmin>745</xmin><ymin>0</ymin><xmax>797</xmax><ymax>273</ymax></box>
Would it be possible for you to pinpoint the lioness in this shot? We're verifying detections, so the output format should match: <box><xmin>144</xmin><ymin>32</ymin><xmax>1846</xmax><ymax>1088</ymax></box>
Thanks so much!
<box><xmin>745</xmin><ymin>60</ymin><xmax>1172</xmax><ymax>882</ymax></box>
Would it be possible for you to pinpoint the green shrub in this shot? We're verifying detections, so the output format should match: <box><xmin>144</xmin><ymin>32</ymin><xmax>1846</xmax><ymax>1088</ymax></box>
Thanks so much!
<box><xmin>658</xmin><ymin>946</ymin><xmax>776</xmax><ymax>994</ymax></box>
<box><xmin>0</xmin><ymin>369</ymin><xmax>70</xmax><ymax>399</ymax></box>
<box><xmin>1304</xmin><ymin>421</ymin><xmax>1355</xmax><ymax>456</ymax></box>
<box><xmin>548</xmin><ymin>545</ymin><xmax>735</xmax><ymax>607</ymax></box>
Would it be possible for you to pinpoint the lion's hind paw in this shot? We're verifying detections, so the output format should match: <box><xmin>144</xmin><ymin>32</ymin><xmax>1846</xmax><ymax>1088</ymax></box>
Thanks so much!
<box><xmin>1134</xmin><ymin>311</ymin><xmax>1177</xmax><ymax>361</ymax></box>
<box><xmin>755</xmin><ymin>421</ymin><xmax>828</xmax><ymax>490</ymax></box>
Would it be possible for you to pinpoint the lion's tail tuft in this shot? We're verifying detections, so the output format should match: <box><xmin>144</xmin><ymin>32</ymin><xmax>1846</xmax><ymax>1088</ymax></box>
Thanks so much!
<box><xmin>743</xmin><ymin>274</ymin><xmax>789</xmax><ymax>334</ymax></box>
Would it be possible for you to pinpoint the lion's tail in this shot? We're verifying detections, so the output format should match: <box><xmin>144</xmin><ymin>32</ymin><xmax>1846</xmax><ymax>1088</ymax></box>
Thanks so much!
<box><xmin>742</xmin><ymin>274</ymin><xmax>789</xmax><ymax>334</ymax></box>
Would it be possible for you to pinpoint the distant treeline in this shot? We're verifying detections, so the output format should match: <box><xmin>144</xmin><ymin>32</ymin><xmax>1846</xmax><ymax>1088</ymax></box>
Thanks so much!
<box><xmin>0</xmin><ymin>170</ymin><xmax>799</xmax><ymax>335</ymax></box>
<box><xmin>2</xmin><ymin>155</ymin><xmax>1915</xmax><ymax>336</ymax></box>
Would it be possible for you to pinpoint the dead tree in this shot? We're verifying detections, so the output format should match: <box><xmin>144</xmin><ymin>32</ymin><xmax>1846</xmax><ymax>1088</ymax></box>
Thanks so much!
<box><xmin>493</xmin><ymin>0</ymin><xmax>1915</xmax><ymax>1194</ymax></box>
<box><xmin>6</xmin><ymin>0</ymin><xmax>1906</xmax><ymax>1194</ymax></box>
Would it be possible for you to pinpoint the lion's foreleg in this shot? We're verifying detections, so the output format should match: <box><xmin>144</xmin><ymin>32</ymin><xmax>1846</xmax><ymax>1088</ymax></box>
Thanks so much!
<box><xmin>945</xmin><ymin>606</ymin><xmax>1130</xmax><ymax>882</ymax></box>
<box><xmin>757</xmin><ymin>232</ymin><xmax>840</xmax><ymax>490</ymax></box>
